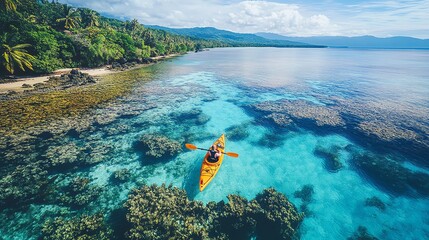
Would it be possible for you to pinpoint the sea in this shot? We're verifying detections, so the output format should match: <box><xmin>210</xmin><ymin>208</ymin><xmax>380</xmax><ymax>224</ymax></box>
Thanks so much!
<box><xmin>1</xmin><ymin>47</ymin><xmax>428</xmax><ymax>239</ymax></box>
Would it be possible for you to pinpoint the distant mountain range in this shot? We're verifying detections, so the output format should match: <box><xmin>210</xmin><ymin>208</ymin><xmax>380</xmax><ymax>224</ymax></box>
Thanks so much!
<box><xmin>147</xmin><ymin>26</ymin><xmax>429</xmax><ymax>49</ymax></box>
<box><xmin>256</xmin><ymin>33</ymin><xmax>429</xmax><ymax>49</ymax></box>
<box><xmin>147</xmin><ymin>26</ymin><xmax>324</xmax><ymax>48</ymax></box>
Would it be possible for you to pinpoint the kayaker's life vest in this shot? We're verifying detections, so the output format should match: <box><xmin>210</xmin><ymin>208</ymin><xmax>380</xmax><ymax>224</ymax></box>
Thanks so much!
<box><xmin>208</xmin><ymin>149</ymin><xmax>218</xmax><ymax>163</ymax></box>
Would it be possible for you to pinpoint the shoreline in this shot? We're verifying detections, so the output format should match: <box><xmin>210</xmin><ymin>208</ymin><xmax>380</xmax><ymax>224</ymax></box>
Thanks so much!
<box><xmin>0</xmin><ymin>54</ymin><xmax>180</xmax><ymax>94</ymax></box>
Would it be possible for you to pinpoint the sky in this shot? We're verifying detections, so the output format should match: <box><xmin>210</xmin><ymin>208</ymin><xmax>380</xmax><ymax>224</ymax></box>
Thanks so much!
<box><xmin>59</xmin><ymin>0</ymin><xmax>429</xmax><ymax>38</ymax></box>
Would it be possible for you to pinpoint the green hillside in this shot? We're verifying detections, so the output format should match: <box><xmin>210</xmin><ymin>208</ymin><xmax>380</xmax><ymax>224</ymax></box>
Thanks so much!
<box><xmin>148</xmin><ymin>26</ymin><xmax>324</xmax><ymax>48</ymax></box>
<box><xmin>0</xmin><ymin>0</ymin><xmax>227</xmax><ymax>75</ymax></box>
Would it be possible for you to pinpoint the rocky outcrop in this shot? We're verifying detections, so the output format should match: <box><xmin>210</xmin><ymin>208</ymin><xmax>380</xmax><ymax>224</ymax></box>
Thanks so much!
<box><xmin>347</xmin><ymin>226</ymin><xmax>378</xmax><ymax>240</ymax></box>
<box><xmin>45</xmin><ymin>69</ymin><xmax>97</xmax><ymax>88</ymax></box>
<box><xmin>364</xmin><ymin>196</ymin><xmax>386</xmax><ymax>211</ymax></box>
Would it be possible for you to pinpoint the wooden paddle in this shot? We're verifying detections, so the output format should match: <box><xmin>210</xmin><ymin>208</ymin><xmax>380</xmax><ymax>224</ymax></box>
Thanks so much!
<box><xmin>185</xmin><ymin>143</ymin><xmax>239</xmax><ymax>158</ymax></box>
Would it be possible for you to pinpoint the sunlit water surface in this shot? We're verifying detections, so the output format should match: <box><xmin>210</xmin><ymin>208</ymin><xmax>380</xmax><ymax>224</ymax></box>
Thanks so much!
<box><xmin>2</xmin><ymin>48</ymin><xmax>429</xmax><ymax>239</ymax></box>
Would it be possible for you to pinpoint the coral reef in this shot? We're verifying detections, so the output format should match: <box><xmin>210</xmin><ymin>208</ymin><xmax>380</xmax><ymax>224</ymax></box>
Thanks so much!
<box><xmin>170</xmin><ymin>108</ymin><xmax>211</xmax><ymax>126</ymax></box>
<box><xmin>0</xmin><ymin>163</ymin><xmax>50</xmax><ymax>209</ymax></box>
<box><xmin>41</xmin><ymin>213</ymin><xmax>112</xmax><ymax>240</ymax></box>
<box><xmin>111</xmin><ymin>169</ymin><xmax>131</xmax><ymax>183</ymax></box>
<box><xmin>347</xmin><ymin>226</ymin><xmax>379</xmax><ymax>240</ymax></box>
<box><xmin>257</xmin><ymin>131</ymin><xmax>285</xmax><ymax>148</ymax></box>
<box><xmin>44</xmin><ymin>143</ymin><xmax>82</xmax><ymax>167</ymax></box>
<box><xmin>263</xmin><ymin>113</ymin><xmax>293</xmax><ymax>127</ymax></box>
<box><xmin>214</xmin><ymin>194</ymin><xmax>258</xmax><ymax>239</ymax></box>
<box><xmin>352</xmin><ymin>153</ymin><xmax>429</xmax><ymax>196</ymax></box>
<box><xmin>357</xmin><ymin>121</ymin><xmax>418</xmax><ymax>142</ymax></box>
<box><xmin>43</xmin><ymin>141</ymin><xmax>112</xmax><ymax>168</ymax></box>
<box><xmin>105</xmin><ymin>124</ymin><xmax>131</xmax><ymax>136</ymax></box>
<box><xmin>253</xmin><ymin>99</ymin><xmax>345</xmax><ymax>127</ymax></box>
<box><xmin>124</xmin><ymin>184</ymin><xmax>210</xmax><ymax>240</ymax></box>
<box><xmin>124</xmin><ymin>184</ymin><xmax>303</xmax><ymax>240</ymax></box>
<box><xmin>252</xmin><ymin>97</ymin><xmax>429</xmax><ymax>166</ymax></box>
<box><xmin>226</xmin><ymin>123</ymin><xmax>250</xmax><ymax>141</ymax></box>
<box><xmin>135</xmin><ymin>134</ymin><xmax>182</xmax><ymax>160</ymax></box>
<box><xmin>364</xmin><ymin>197</ymin><xmax>386</xmax><ymax>211</ymax></box>
<box><xmin>314</xmin><ymin>145</ymin><xmax>343</xmax><ymax>172</ymax></box>
<box><xmin>58</xmin><ymin>177</ymin><xmax>102</xmax><ymax>208</ymax></box>
<box><xmin>253</xmin><ymin>188</ymin><xmax>304</xmax><ymax>239</ymax></box>
<box><xmin>0</xmin><ymin>67</ymin><xmax>153</xmax><ymax>136</ymax></box>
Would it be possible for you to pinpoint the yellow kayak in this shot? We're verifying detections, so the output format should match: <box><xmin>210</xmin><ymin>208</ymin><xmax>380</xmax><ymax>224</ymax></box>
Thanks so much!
<box><xmin>199</xmin><ymin>134</ymin><xmax>225</xmax><ymax>191</ymax></box>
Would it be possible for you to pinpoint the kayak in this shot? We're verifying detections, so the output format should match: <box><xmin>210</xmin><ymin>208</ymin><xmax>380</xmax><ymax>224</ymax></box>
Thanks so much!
<box><xmin>199</xmin><ymin>134</ymin><xmax>225</xmax><ymax>191</ymax></box>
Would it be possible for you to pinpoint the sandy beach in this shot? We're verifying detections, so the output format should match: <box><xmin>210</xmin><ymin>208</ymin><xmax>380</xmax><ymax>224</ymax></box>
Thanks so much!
<box><xmin>0</xmin><ymin>54</ymin><xmax>180</xmax><ymax>94</ymax></box>
<box><xmin>0</xmin><ymin>67</ymin><xmax>114</xmax><ymax>94</ymax></box>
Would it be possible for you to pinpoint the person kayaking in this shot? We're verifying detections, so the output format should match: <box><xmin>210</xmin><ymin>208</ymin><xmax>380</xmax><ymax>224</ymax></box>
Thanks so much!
<box><xmin>207</xmin><ymin>144</ymin><xmax>222</xmax><ymax>163</ymax></box>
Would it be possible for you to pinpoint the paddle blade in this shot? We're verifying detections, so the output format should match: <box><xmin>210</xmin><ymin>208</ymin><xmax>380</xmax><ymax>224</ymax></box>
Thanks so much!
<box><xmin>226</xmin><ymin>152</ymin><xmax>239</xmax><ymax>158</ymax></box>
<box><xmin>185</xmin><ymin>143</ymin><xmax>197</xmax><ymax>150</ymax></box>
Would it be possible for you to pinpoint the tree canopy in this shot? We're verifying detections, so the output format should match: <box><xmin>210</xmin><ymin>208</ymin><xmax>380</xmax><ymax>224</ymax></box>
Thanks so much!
<box><xmin>0</xmin><ymin>0</ymin><xmax>228</xmax><ymax>75</ymax></box>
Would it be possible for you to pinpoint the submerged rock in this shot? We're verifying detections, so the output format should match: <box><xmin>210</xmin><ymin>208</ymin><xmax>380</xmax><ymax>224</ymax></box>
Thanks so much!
<box><xmin>46</xmin><ymin>70</ymin><xmax>97</xmax><ymax>88</ymax></box>
<box><xmin>294</xmin><ymin>184</ymin><xmax>314</xmax><ymax>203</ymax></box>
<box><xmin>41</xmin><ymin>213</ymin><xmax>112</xmax><ymax>240</ymax></box>
<box><xmin>135</xmin><ymin>134</ymin><xmax>182</xmax><ymax>160</ymax></box>
<box><xmin>364</xmin><ymin>196</ymin><xmax>386</xmax><ymax>211</ymax></box>
<box><xmin>257</xmin><ymin>131</ymin><xmax>285</xmax><ymax>148</ymax></box>
<box><xmin>352</xmin><ymin>153</ymin><xmax>429</xmax><ymax>197</ymax></box>
<box><xmin>347</xmin><ymin>226</ymin><xmax>379</xmax><ymax>240</ymax></box>
<box><xmin>226</xmin><ymin>123</ymin><xmax>250</xmax><ymax>141</ymax></box>
<box><xmin>314</xmin><ymin>145</ymin><xmax>343</xmax><ymax>172</ymax></box>
<box><xmin>170</xmin><ymin>108</ymin><xmax>211</xmax><ymax>126</ymax></box>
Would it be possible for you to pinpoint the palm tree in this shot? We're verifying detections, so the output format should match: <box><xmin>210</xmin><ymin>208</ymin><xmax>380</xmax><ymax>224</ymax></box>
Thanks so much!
<box><xmin>1</xmin><ymin>43</ymin><xmax>36</xmax><ymax>74</ymax></box>
<box><xmin>0</xmin><ymin>0</ymin><xmax>19</xmax><ymax>12</ymax></box>
<box><xmin>27</xmin><ymin>14</ymin><xmax>37</xmax><ymax>23</ymax></box>
<box><xmin>56</xmin><ymin>7</ymin><xmax>81</xmax><ymax>30</ymax></box>
<box><xmin>88</xmin><ymin>11</ymin><xmax>99</xmax><ymax>27</ymax></box>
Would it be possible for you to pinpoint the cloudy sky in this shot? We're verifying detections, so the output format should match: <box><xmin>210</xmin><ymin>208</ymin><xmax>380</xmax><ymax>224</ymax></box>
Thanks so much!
<box><xmin>59</xmin><ymin>0</ymin><xmax>429</xmax><ymax>38</ymax></box>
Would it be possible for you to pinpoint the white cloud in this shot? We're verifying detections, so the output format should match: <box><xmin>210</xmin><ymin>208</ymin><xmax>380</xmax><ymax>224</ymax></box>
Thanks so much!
<box><xmin>59</xmin><ymin>0</ymin><xmax>429</xmax><ymax>38</ymax></box>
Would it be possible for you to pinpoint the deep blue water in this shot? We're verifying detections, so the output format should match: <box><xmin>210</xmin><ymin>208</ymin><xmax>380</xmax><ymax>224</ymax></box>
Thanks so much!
<box><xmin>1</xmin><ymin>47</ymin><xmax>429</xmax><ymax>239</ymax></box>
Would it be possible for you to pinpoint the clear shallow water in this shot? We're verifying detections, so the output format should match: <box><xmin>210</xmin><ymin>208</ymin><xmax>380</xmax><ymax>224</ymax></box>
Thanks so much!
<box><xmin>1</xmin><ymin>48</ymin><xmax>429</xmax><ymax>239</ymax></box>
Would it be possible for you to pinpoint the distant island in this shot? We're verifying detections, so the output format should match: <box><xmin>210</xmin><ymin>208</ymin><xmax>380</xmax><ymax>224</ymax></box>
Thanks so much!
<box><xmin>256</xmin><ymin>32</ymin><xmax>429</xmax><ymax>49</ymax></box>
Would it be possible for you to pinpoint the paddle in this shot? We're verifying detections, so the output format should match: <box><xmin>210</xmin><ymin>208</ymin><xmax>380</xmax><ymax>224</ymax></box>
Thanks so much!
<box><xmin>185</xmin><ymin>143</ymin><xmax>239</xmax><ymax>158</ymax></box>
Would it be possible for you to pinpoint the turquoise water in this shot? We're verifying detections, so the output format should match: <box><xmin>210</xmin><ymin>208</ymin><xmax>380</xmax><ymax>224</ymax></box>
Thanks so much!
<box><xmin>1</xmin><ymin>48</ymin><xmax>429</xmax><ymax>239</ymax></box>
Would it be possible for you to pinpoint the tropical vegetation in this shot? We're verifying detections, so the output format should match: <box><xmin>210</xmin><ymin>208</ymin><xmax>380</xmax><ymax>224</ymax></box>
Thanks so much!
<box><xmin>0</xmin><ymin>0</ymin><xmax>227</xmax><ymax>75</ymax></box>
